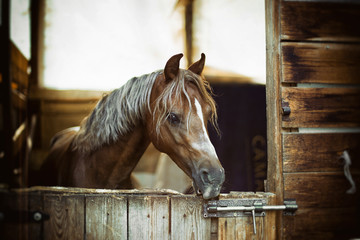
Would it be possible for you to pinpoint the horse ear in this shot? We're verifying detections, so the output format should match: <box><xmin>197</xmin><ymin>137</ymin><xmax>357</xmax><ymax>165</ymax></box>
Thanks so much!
<box><xmin>164</xmin><ymin>53</ymin><xmax>183</xmax><ymax>82</ymax></box>
<box><xmin>188</xmin><ymin>53</ymin><xmax>205</xmax><ymax>76</ymax></box>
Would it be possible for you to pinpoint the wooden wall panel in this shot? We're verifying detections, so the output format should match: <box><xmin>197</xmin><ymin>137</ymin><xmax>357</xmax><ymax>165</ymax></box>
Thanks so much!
<box><xmin>43</xmin><ymin>194</ymin><xmax>84</xmax><ymax>240</ymax></box>
<box><xmin>281</xmin><ymin>1</ymin><xmax>360</xmax><ymax>42</ymax></box>
<box><xmin>281</xmin><ymin>42</ymin><xmax>360</xmax><ymax>84</ymax></box>
<box><xmin>170</xmin><ymin>196</ymin><xmax>211</xmax><ymax>240</ymax></box>
<box><xmin>284</xmin><ymin>172</ymin><xmax>360</xmax><ymax>208</ymax></box>
<box><xmin>283</xmin><ymin>132</ymin><xmax>360</xmax><ymax>172</ymax></box>
<box><xmin>282</xmin><ymin>87</ymin><xmax>360</xmax><ymax>128</ymax></box>
<box><xmin>85</xmin><ymin>195</ymin><xmax>127</xmax><ymax>239</ymax></box>
<box><xmin>128</xmin><ymin>196</ymin><xmax>170</xmax><ymax>239</ymax></box>
<box><xmin>283</xmin><ymin>208</ymin><xmax>360</xmax><ymax>239</ymax></box>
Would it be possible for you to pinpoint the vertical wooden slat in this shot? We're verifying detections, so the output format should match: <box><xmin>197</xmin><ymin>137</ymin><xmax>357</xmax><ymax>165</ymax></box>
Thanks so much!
<box><xmin>43</xmin><ymin>194</ymin><xmax>84</xmax><ymax>240</ymax></box>
<box><xmin>85</xmin><ymin>195</ymin><xmax>127</xmax><ymax>240</ymax></box>
<box><xmin>265</xmin><ymin>0</ymin><xmax>284</xmax><ymax>238</ymax></box>
<box><xmin>28</xmin><ymin>190</ymin><xmax>43</xmax><ymax>240</ymax></box>
<box><xmin>171</xmin><ymin>195</ymin><xmax>211</xmax><ymax>240</ymax></box>
<box><xmin>128</xmin><ymin>195</ymin><xmax>170</xmax><ymax>239</ymax></box>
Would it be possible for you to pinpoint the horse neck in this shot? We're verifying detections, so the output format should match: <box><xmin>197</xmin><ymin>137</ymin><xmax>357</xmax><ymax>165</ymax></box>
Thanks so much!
<box><xmin>86</xmin><ymin>124</ymin><xmax>150</xmax><ymax>188</ymax></box>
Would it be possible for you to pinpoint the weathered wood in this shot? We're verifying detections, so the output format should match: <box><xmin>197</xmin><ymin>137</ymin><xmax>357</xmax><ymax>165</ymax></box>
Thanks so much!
<box><xmin>128</xmin><ymin>195</ymin><xmax>170</xmax><ymax>239</ymax></box>
<box><xmin>281</xmin><ymin>42</ymin><xmax>360</xmax><ymax>84</ymax></box>
<box><xmin>283</xmin><ymin>207</ymin><xmax>360</xmax><ymax>240</ymax></box>
<box><xmin>27</xmin><ymin>190</ymin><xmax>43</xmax><ymax>240</ymax></box>
<box><xmin>265</xmin><ymin>0</ymin><xmax>284</xmax><ymax>238</ymax></box>
<box><xmin>284</xmin><ymin>172</ymin><xmax>360</xmax><ymax>208</ymax></box>
<box><xmin>281</xmin><ymin>1</ymin><xmax>360</xmax><ymax>42</ymax></box>
<box><xmin>217</xmin><ymin>192</ymin><xmax>276</xmax><ymax>240</ymax></box>
<box><xmin>85</xmin><ymin>195</ymin><xmax>127</xmax><ymax>239</ymax></box>
<box><xmin>283</xmin><ymin>132</ymin><xmax>360</xmax><ymax>172</ymax></box>
<box><xmin>171</xmin><ymin>195</ymin><xmax>211</xmax><ymax>240</ymax></box>
<box><xmin>43</xmin><ymin>194</ymin><xmax>84</xmax><ymax>240</ymax></box>
<box><xmin>282</xmin><ymin>87</ymin><xmax>360</xmax><ymax>128</ymax></box>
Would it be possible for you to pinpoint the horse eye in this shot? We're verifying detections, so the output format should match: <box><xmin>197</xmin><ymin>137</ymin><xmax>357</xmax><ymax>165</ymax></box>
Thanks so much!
<box><xmin>167</xmin><ymin>113</ymin><xmax>180</xmax><ymax>125</ymax></box>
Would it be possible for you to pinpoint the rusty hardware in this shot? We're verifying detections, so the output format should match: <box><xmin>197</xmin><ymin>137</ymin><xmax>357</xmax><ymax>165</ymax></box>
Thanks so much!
<box><xmin>281</xmin><ymin>100</ymin><xmax>291</xmax><ymax>115</ymax></box>
<box><xmin>203</xmin><ymin>199</ymin><xmax>297</xmax><ymax>234</ymax></box>
<box><xmin>0</xmin><ymin>210</ymin><xmax>49</xmax><ymax>223</ymax></box>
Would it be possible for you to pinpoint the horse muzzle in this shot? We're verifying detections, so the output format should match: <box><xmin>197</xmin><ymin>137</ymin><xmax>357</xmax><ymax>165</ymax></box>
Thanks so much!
<box><xmin>193</xmin><ymin>164</ymin><xmax>225</xmax><ymax>200</ymax></box>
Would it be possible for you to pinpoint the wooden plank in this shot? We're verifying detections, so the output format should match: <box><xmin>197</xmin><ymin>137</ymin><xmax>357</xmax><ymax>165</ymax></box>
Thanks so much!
<box><xmin>281</xmin><ymin>1</ymin><xmax>360</xmax><ymax>42</ymax></box>
<box><xmin>218</xmin><ymin>215</ymin><xmax>264</xmax><ymax>240</ymax></box>
<box><xmin>281</xmin><ymin>42</ymin><xmax>360</xmax><ymax>84</ymax></box>
<box><xmin>284</xmin><ymin>172</ymin><xmax>360</xmax><ymax>208</ymax></box>
<box><xmin>43</xmin><ymin>194</ymin><xmax>84</xmax><ymax>240</ymax></box>
<box><xmin>85</xmin><ymin>195</ymin><xmax>127</xmax><ymax>240</ymax></box>
<box><xmin>283</xmin><ymin>132</ymin><xmax>360</xmax><ymax>172</ymax></box>
<box><xmin>128</xmin><ymin>195</ymin><xmax>170</xmax><ymax>239</ymax></box>
<box><xmin>27</xmin><ymin>190</ymin><xmax>43</xmax><ymax>240</ymax></box>
<box><xmin>282</xmin><ymin>87</ymin><xmax>360</xmax><ymax>128</ymax></box>
<box><xmin>10</xmin><ymin>42</ymin><xmax>29</xmax><ymax>90</ymax></box>
<box><xmin>171</xmin><ymin>195</ymin><xmax>211</xmax><ymax>240</ymax></box>
<box><xmin>283</xmin><ymin>207</ymin><xmax>360</xmax><ymax>240</ymax></box>
<box><xmin>217</xmin><ymin>193</ymin><xmax>276</xmax><ymax>240</ymax></box>
<box><xmin>265</xmin><ymin>0</ymin><xmax>284</xmax><ymax>238</ymax></box>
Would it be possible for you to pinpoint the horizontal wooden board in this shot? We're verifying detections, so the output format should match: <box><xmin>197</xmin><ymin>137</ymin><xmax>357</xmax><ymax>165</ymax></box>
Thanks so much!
<box><xmin>281</xmin><ymin>1</ymin><xmax>360</xmax><ymax>41</ymax></box>
<box><xmin>284</xmin><ymin>172</ymin><xmax>360</xmax><ymax>208</ymax></box>
<box><xmin>283</xmin><ymin>207</ymin><xmax>360</xmax><ymax>240</ymax></box>
<box><xmin>283</xmin><ymin>132</ymin><xmax>360</xmax><ymax>172</ymax></box>
<box><xmin>282</xmin><ymin>87</ymin><xmax>360</xmax><ymax>128</ymax></box>
<box><xmin>281</xmin><ymin>42</ymin><xmax>360</xmax><ymax>84</ymax></box>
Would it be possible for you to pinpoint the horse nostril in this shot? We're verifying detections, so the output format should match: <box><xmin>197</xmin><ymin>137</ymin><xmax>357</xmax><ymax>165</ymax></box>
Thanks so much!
<box><xmin>200</xmin><ymin>169</ymin><xmax>211</xmax><ymax>184</ymax></box>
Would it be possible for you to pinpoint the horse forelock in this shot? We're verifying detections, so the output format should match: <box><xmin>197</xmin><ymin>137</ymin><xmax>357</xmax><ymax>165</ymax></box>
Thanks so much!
<box><xmin>73</xmin><ymin>71</ymin><xmax>161</xmax><ymax>153</ymax></box>
<box><xmin>153</xmin><ymin>69</ymin><xmax>219</xmax><ymax>137</ymax></box>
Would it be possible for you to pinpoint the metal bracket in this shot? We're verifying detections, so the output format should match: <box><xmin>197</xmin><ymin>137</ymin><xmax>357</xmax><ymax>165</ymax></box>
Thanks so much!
<box><xmin>203</xmin><ymin>198</ymin><xmax>298</xmax><ymax>234</ymax></box>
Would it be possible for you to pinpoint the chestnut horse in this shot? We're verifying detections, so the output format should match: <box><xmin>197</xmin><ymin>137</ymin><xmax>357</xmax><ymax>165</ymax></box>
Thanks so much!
<box><xmin>38</xmin><ymin>53</ymin><xmax>225</xmax><ymax>199</ymax></box>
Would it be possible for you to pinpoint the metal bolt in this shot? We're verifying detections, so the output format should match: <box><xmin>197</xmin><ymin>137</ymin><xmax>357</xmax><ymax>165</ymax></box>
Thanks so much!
<box><xmin>33</xmin><ymin>212</ymin><xmax>42</xmax><ymax>222</ymax></box>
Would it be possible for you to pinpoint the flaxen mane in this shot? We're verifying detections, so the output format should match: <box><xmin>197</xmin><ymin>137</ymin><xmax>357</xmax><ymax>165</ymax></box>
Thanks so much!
<box><xmin>72</xmin><ymin>69</ymin><xmax>218</xmax><ymax>154</ymax></box>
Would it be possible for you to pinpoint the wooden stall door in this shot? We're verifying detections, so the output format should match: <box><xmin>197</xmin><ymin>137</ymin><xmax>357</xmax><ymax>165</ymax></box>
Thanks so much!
<box><xmin>0</xmin><ymin>187</ymin><xmax>278</xmax><ymax>240</ymax></box>
<box><xmin>266</xmin><ymin>0</ymin><xmax>360</xmax><ymax>239</ymax></box>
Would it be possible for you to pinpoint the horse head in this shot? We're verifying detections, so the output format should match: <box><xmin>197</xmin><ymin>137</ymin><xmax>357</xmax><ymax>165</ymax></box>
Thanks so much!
<box><xmin>147</xmin><ymin>53</ymin><xmax>225</xmax><ymax>199</ymax></box>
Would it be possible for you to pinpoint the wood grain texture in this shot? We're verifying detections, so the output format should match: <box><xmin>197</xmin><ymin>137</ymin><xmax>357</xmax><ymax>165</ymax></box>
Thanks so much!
<box><xmin>265</xmin><ymin>0</ymin><xmax>284</xmax><ymax>238</ymax></box>
<box><xmin>284</xmin><ymin>172</ymin><xmax>360</xmax><ymax>208</ymax></box>
<box><xmin>281</xmin><ymin>42</ymin><xmax>360</xmax><ymax>84</ymax></box>
<box><xmin>43</xmin><ymin>194</ymin><xmax>84</xmax><ymax>240</ymax></box>
<box><xmin>283</xmin><ymin>208</ymin><xmax>360</xmax><ymax>240</ymax></box>
<box><xmin>217</xmin><ymin>193</ymin><xmax>276</xmax><ymax>240</ymax></box>
<box><xmin>85</xmin><ymin>195</ymin><xmax>127</xmax><ymax>240</ymax></box>
<box><xmin>218</xmin><ymin>217</ymin><xmax>264</xmax><ymax>240</ymax></box>
<box><xmin>282</xmin><ymin>87</ymin><xmax>360</xmax><ymax>128</ymax></box>
<box><xmin>171</xmin><ymin>195</ymin><xmax>211</xmax><ymax>240</ymax></box>
<box><xmin>128</xmin><ymin>195</ymin><xmax>170</xmax><ymax>239</ymax></box>
<box><xmin>281</xmin><ymin>1</ymin><xmax>360</xmax><ymax>41</ymax></box>
<box><xmin>283</xmin><ymin>132</ymin><xmax>360</xmax><ymax>172</ymax></box>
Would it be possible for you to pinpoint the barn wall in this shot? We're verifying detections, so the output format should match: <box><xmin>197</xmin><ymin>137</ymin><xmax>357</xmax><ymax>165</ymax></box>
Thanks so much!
<box><xmin>267</xmin><ymin>0</ymin><xmax>360</xmax><ymax>239</ymax></box>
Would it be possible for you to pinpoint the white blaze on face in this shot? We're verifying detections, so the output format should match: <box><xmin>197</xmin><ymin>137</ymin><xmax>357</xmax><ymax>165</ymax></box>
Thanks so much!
<box><xmin>193</xmin><ymin>98</ymin><xmax>218</xmax><ymax>158</ymax></box>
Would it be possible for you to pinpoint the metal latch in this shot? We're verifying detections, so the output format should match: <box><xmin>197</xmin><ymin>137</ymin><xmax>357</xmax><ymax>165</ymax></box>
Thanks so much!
<box><xmin>203</xmin><ymin>199</ymin><xmax>297</xmax><ymax>234</ymax></box>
